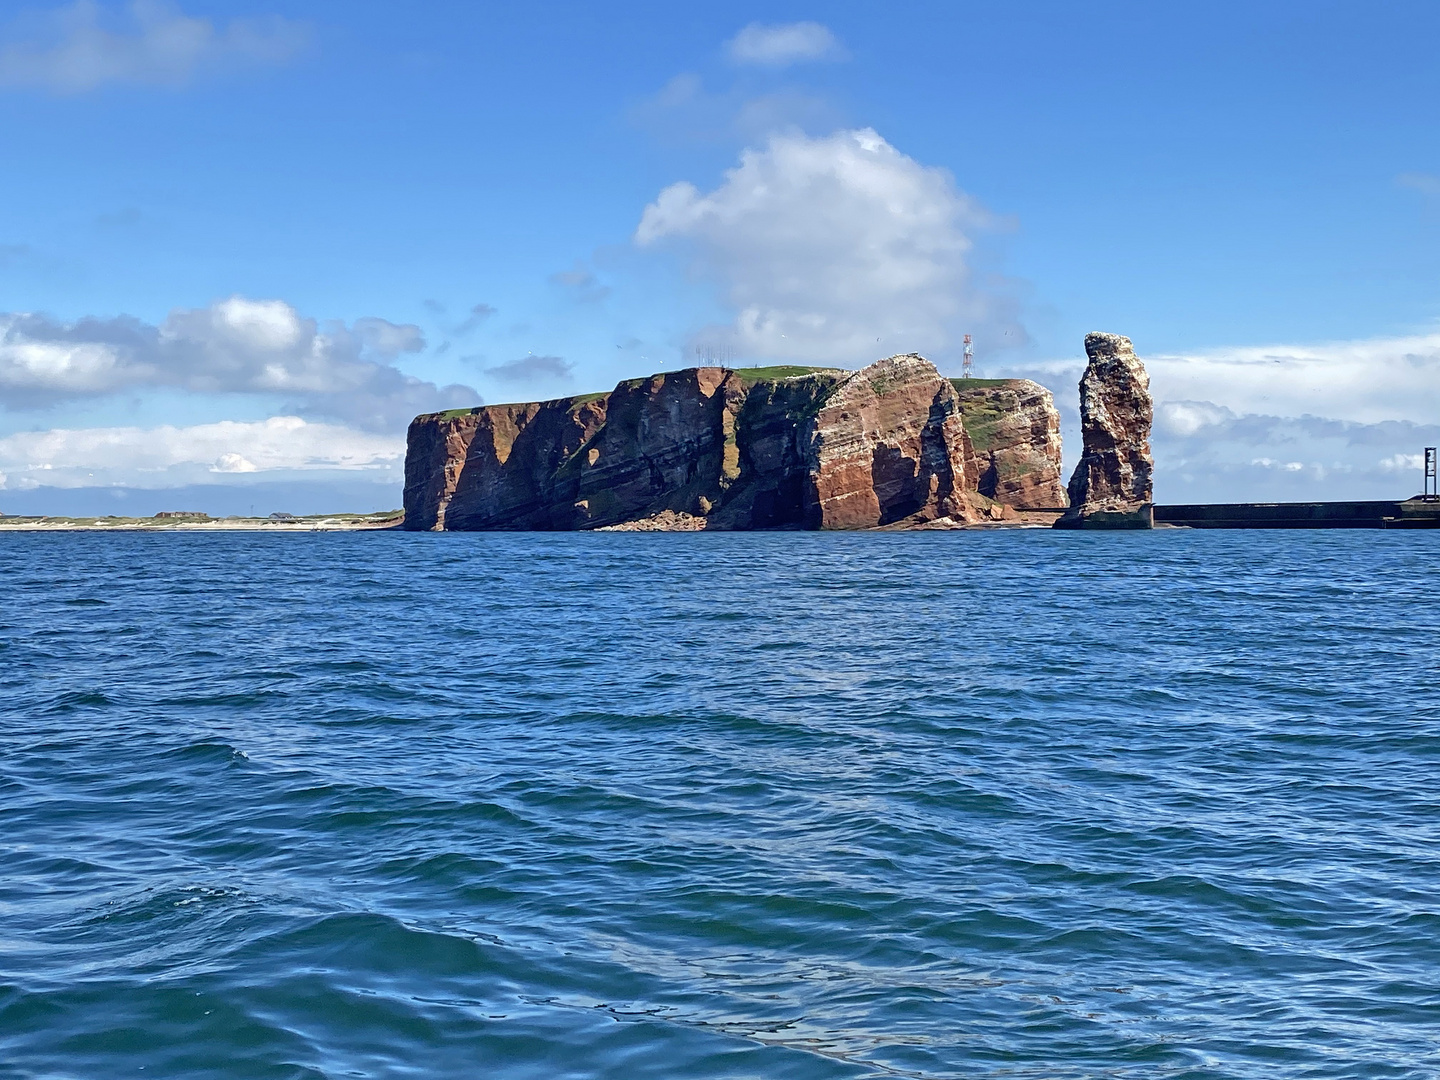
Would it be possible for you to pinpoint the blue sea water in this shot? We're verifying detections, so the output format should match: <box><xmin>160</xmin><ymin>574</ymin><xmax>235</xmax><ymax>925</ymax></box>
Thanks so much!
<box><xmin>2</xmin><ymin>529</ymin><xmax>1439</xmax><ymax>1079</ymax></box>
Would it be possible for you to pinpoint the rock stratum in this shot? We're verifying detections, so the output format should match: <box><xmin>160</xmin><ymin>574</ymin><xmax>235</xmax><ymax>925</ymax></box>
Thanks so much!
<box><xmin>404</xmin><ymin>354</ymin><xmax>1066</xmax><ymax>531</ymax></box>
<box><xmin>1055</xmin><ymin>332</ymin><xmax>1154</xmax><ymax>529</ymax></box>
<box><xmin>950</xmin><ymin>378</ymin><xmax>1068</xmax><ymax>510</ymax></box>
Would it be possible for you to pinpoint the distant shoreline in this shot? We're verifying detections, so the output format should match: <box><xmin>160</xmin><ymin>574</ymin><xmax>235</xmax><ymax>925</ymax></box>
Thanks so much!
<box><xmin>0</xmin><ymin>512</ymin><xmax>404</xmax><ymax>532</ymax></box>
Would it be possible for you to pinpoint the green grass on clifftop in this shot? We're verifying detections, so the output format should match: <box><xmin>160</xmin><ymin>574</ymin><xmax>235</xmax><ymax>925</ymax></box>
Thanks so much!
<box><xmin>420</xmin><ymin>368</ymin><xmax>837</xmax><ymax>423</ymax></box>
<box><xmin>734</xmin><ymin>365</ymin><xmax>838</xmax><ymax>383</ymax></box>
<box><xmin>949</xmin><ymin>378</ymin><xmax>1015</xmax><ymax>391</ymax></box>
<box><xmin>427</xmin><ymin>390</ymin><xmax>609</xmax><ymax>422</ymax></box>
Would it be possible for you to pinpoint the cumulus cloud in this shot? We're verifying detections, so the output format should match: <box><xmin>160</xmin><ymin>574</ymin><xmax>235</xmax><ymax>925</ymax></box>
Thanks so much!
<box><xmin>211</xmin><ymin>451</ymin><xmax>256</xmax><ymax>473</ymax></box>
<box><xmin>635</xmin><ymin>128</ymin><xmax>1010</xmax><ymax>365</ymax></box>
<box><xmin>726</xmin><ymin>22</ymin><xmax>844</xmax><ymax>66</ymax></box>
<box><xmin>0</xmin><ymin>416</ymin><xmax>401</xmax><ymax>491</ymax></box>
<box><xmin>482</xmin><ymin>355</ymin><xmax>574</xmax><ymax>383</ymax></box>
<box><xmin>0</xmin><ymin>0</ymin><xmax>306</xmax><ymax>93</ymax></box>
<box><xmin>0</xmin><ymin>295</ymin><xmax>480</xmax><ymax>429</ymax></box>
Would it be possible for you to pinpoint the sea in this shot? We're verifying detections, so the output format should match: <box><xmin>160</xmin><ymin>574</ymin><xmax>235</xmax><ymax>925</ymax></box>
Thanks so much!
<box><xmin>3</xmin><ymin>529</ymin><xmax>1438</xmax><ymax>1079</ymax></box>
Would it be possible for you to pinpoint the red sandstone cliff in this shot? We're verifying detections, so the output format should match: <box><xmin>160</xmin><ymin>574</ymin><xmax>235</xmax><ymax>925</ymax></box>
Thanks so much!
<box><xmin>806</xmin><ymin>355</ymin><xmax>984</xmax><ymax>528</ymax></box>
<box><xmin>950</xmin><ymin>379</ymin><xmax>1067</xmax><ymax>510</ymax></box>
<box><xmin>404</xmin><ymin>354</ymin><xmax>1059</xmax><ymax>531</ymax></box>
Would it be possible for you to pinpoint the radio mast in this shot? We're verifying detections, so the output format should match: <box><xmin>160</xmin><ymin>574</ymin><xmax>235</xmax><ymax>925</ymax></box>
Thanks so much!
<box><xmin>962</xmin><ymin>334</ymin><xmax>974</xmax><ymax>378</ymax></box>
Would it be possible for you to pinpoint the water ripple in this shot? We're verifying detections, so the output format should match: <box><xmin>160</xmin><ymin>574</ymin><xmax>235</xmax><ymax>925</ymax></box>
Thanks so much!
<box><xmin>2</xmin><ymin>530</ymin><xmax>1439</xmax><ymax>1077</ymax></box>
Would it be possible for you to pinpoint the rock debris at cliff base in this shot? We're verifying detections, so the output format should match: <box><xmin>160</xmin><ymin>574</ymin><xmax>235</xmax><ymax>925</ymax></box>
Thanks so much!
<box><xmin>403</xmin><ymin>354</ymin><xmax>1068</xmax><ymax>532</ymax></box>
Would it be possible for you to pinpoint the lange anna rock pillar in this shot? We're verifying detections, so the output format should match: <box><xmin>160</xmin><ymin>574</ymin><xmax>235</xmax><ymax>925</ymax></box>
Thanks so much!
<box><xmin>1054</xmin><ymin>332</ymin><xmax>1154</xmax><ymax>529</ymax></box>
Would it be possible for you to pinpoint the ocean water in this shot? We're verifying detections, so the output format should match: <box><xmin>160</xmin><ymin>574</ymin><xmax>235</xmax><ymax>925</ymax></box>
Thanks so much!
<box><xmin>3</xmin><ymin>530</ymin><xmax>1439</xmax><ymax>1080</ymax></box>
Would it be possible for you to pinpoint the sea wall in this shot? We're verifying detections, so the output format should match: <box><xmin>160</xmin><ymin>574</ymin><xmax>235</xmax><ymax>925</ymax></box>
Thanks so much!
<box><xmin>404</xmin><ymin>355</ymin><xmax>1065</xmax><ymax>531</ymax></box>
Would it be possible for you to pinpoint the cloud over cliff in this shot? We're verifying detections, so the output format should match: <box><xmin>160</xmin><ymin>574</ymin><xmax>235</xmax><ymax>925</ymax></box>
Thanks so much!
<box><xmin>635</xmin><ymin>128</ymin><xmax>1015</xmax><ymax>366</ymax></box>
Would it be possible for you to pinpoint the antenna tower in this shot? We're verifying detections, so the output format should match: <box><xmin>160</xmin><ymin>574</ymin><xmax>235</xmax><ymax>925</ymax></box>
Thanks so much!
<box><xmin>962</xmin><ymin>334</ymin><xmax>974</xmax><ymax>378</ymax></box>
<box><xmin>694</xmin><ymin>342</ymin><xmax>734</xmax><ymax>367</ymax></box>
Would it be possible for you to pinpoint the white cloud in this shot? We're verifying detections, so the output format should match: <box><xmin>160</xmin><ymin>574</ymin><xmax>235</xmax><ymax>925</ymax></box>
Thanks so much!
<box><xmin>0</xmin><ymin>416</ymin><xmax>401</xmax><ymax>490</ymax></box>
<box><xmin>1380</xmin><ymin>452</ymin><xmax>1425</xmax><ymax>472</ymax></box>
<box><xmin>1155</xmin><ymin>400</ymin><xmax>1232</xmax><ymax>438</ymax></box>
<box><xmin>726</xmin><ymin>22</ymin><xmax>844</xmax><ymax>66</ymax></box>
<box><xmin>0</xmin><ymin>0</ymin><xmax>306</xmax><ymax>93</ymax></box>
<box><xmin>0</xmin><ymin>295</ymin><xmax>479</xmax><ymax>429</ymax></box>
<box><xmin>211</xmin><ymin>452</ymin><xmax>256</xmax><ymax>473</ymax></box>
<box><xmin>1145</xmin><ymin>332</ymin><xmax>1440</xmax><ymax>426</ymax></box>
<box><xmin>635</xmin><ymin>128</ymin><xmax>1009</xmax><ymax>364</ymax></box>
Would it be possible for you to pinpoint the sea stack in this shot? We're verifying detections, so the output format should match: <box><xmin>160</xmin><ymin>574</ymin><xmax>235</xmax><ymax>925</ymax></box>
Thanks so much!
<box><xmin>1054</xmin><ymin>332</ymin><xmax>1154</xmax><ymax>529</ymax></box>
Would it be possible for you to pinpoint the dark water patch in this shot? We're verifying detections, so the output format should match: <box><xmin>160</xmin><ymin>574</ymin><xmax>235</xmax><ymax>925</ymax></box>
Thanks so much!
<box><xmin>40</xmin><ymin>689</ymin><xmax>117</xmax><ymax>711</ymax></box>
<box><xmin>161</xmin><ymin>690</ymin><xmax>292</xmax><ymax>707</ymax></box>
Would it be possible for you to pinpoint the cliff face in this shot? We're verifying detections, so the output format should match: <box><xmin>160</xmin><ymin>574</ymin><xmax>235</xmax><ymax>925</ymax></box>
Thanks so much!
<box><xmin>575</xmin><ymin>367</ymin><xmax>742</xmax><ymax>528</ymax></box>
<box><xmin>1054</xmin><ymin>332</ymin><xmax>1154</xmax><ymax>529</ymax></box>
<box><xmin>402</xmin><ymin>395</ymin><xmax>606</xmax><ymax>531</ymax></box>
<box><xmin>807</xmin><ymin>354</ymin><xmax>981</xmax><ymax>528</ymax></box>
<box><xmin>951</xmin><ymin>379</ymin><xmax>1067</xmax><ymax>509</ymax></box>
<box><xmin>405</xmin><ymin>354</ymin><xmax>1056</xmax><ymax>531</ymax></box>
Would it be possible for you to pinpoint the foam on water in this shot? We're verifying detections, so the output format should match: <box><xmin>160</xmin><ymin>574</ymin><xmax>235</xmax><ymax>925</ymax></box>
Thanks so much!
<box><xmin>3</xmin><ymin>530</ymin><xmax>1439</xmax><ymax>1078</ymax></box>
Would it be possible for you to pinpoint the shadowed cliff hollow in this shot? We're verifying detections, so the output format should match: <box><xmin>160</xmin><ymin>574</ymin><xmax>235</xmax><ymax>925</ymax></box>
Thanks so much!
<box><xmin>403</xmin><ymin>354</ymin><xmax>1066</xmax><ymax>531</ymax></box>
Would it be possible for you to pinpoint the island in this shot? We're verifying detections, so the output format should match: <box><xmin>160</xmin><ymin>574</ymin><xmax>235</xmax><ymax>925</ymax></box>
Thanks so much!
<box><xmin>402</xmin><ymin>354</ymin><xmax>1068</xmax><ymax>531</ymax></box>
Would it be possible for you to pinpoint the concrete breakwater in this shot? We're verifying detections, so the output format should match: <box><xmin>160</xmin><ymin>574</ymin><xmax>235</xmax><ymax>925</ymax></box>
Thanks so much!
<box><xmin>1024</xmin><ymin>501</ymin><xmax>1440</xmax><ymax>528</ymax></box>
<box><xmin>1155</xmin><ymin>500</ymin><xmax>1440</xmax><ymax>529</ymax></box>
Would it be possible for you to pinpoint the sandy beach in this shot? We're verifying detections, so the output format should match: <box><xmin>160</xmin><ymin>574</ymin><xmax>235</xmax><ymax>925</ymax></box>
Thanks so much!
<box><xmin>0</xmin><ymin>512</ymin><xmax>404</xmax><ymax>532</ymax></box>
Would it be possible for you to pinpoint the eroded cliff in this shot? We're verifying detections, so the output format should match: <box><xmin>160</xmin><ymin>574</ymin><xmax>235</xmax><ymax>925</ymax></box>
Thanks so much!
<box><xmin>404</xmin><ymin>355</ymin><xmax>1059</xmax><ymax>531</ymax></box>
<box><xmin>1054</xmin><ymin>332</ymin><xmax>1154</xmax><ymax>529</ymax></box>
<box><xmin>951</xmin><ymin>379</ymin><xmax>1067</xmax><ymax>510</ymax></box>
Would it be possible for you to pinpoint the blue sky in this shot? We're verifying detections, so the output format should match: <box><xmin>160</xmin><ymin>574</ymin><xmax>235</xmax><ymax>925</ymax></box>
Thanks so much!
<box><xmin>3</xmin><ymin>0</ymin><xmax>1440</xmax><ymax>513</ymax></box>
